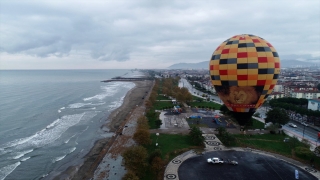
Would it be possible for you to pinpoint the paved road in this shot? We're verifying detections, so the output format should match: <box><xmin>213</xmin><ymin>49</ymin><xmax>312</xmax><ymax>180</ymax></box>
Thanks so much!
<box><xmin>178</xmin><ymin>150</ymin><xmax>318</xmax><ymax>180</ymax></box>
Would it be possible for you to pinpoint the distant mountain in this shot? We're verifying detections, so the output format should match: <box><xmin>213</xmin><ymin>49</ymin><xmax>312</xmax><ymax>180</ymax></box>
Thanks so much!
<box><xmin>168</xmin><ymin>61</ymin><xmax>209</xmax><ymax>69</ymax></box>
<box><xmin>279</xmin><ymin>60</ymin><xmax>320</xmax><ymax>68</ymax></box>
<box><xmin>168</xmin><ymin>60</ymin><xmax>320</xmax><ymax>69</ymax></box>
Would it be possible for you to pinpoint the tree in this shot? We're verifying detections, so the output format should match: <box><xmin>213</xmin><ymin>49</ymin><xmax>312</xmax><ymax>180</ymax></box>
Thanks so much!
<box><xmin>137</xmin><ymin>116</ymin><xmax>149</xmax><ymax>130</ymax></box>
<box><xmin>133</xmin><ymin>129</ymin><xmax>151</xmax><ymax>145</ymax></box>
<box><xmin>148</xmin><ymin>149</ymin><xmax>162</xmax><ymax>164</ymax></box>
<box><xmin>266</xmin><ymin>123</ymin><xmax>279</xmax><ymax>134</ymax></box>
<box><xmin>217</xmin><ymin>127</ymin><xmax>227</xmax><ymax>136</ymax></box>
<box><xmin>189</xmin><ymin>126</ymin><xmax>204</xmax><ymax>146</ymax></box>
<box><xmin>265</xmin><ymin>107</ymin><xmax>290</xmax><ymax>125</ymax></box>
<box><xmin>216</xmin><ymin>127</ymin><xmax>235</xmax><ymax>146</ymax></box>
<box><xmin>122</xmin><ymin>171</ymin><xmax>139</xmax><ymax>180</ymax></box>
<box><xmin>122</xmin><ymin>146</ymin><xmax>148</xmax><ymax>177</ymax></box>
<box><xmin>151</xmin><ymin>157</ymin><xmax>164</xmax><ymax>179</ymax></box>
<box><xmin>287</xmin><ymin>136</ymin><xmax>300</xmax><ymax>149</ymax></box>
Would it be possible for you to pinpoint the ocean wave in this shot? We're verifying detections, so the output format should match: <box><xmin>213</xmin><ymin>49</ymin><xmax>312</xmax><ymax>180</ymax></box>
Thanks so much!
<box><xmin>0</xmin><ymin>162</ymin><xmax>21</xmax><ymax>180</ymax></box>
<box><xmin>20</xmin><ymin>156</ymin><xmax>30</xmax><ymax>162</ymax></box>
<box><xmin>1</xmin><ymin>134</ymin><xmax>37</xmax><ymax>149</ymax></box>
<box><xmin>68</xmin><ymin>102</ymin><xmax>92</xmax><ymax>109</ymax></box>
<box><xmin>83</xmin><ymin>82</ymin><xmax>135</xmax><ymax>103</ymax></box>
<box><xmin>64</xmin><ymin>134</ymin><xmax>77</xmax><ymax>144</ymax></box>
<box><xmin>68</xmin><ymin>147</ymin><xmax>76</xmax><ymax>154</ymax></box>
<box><xmin>108</xmin><ymin>95</ymin><xmax>125</xmax><ymax>111</ymax></box>
<box><xmin>83</xmin><ymin>82</ymin><xmax>127</xmax><ymax>102</ymax></box>
<box><xmin>46</xmin><ymin>118</ymin><xmax>60</xmax><ymax>129</ymax></box>
<box><xmin>68</xmin><ymin>102</ymin><xmax>105</xmax><ymax>109</ymax></box>
<box><xmin>52</xmin><ymin>155</ymin><xmax>66</xmax><ymax>163</ymax></box>
<box><xmin>1</xmin><ymin>113</ymin><xmax>86</xmax><ymax>150</ymax></box>
<box><xmin>58</xmin><ymin>107</ymin><xmax>65</xmax><ymax>113</ymax></box>
<box><xmin>12</xmin><ymin>149</ymin><xmax>33</xmax><ymax>160</ymax></box>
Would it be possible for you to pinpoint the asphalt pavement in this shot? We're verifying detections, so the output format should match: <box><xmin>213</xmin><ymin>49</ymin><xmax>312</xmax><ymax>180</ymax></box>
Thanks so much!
<box><xmin>178</xmin><ymin>150</ymin><xmax>318</xmax><ymax>180</ymax></box>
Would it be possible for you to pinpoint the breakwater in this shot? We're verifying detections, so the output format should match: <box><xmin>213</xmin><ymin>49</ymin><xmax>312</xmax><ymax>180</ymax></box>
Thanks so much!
<box><xmin>101</xmin><ymin>77</ymin><xmax>152</xmax><ymax>82</ymax></box>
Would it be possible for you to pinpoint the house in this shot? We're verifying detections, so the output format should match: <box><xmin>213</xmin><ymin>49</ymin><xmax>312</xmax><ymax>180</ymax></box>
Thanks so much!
<box><xmin>291</xmin><ymin>90</ymin><xmax>320</xmax><ymax>99</ymax></box>
<box><xmin>308</xmin><ymin>99</ymin><xmax>320</xmax><ymax>111</ymax></box>
<box><xmin>267</xmin><ymin>92</ymin><xmax>285</xmax><ymax>100</ymax></box>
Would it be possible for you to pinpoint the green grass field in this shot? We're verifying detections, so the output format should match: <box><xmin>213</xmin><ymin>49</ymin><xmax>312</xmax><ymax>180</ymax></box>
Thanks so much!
<box><xmin>188</xmin><ymin>101</ymin><xmax>221</xmax><ymax>109</ymax></box>
<box><xmin>145</xmin><ymin>133</ymin><xmax>195</xmax><ymax>159</ymax></box>
<box><xmin>153</xmin><ymin>101</ymin><xmax>176</xmax><ymax>110</ymax></box>
<box><xmin>232</xmin><ymin>134</ymin><xmax>293</xmax><ymax>156</ymax></box>
<box><xmin>251</xmin><ymin>118</ymin><xmax>265</xmax><ymax>129</ymax></box>
<box><xmin>156</xmin><ymin>95</ymin><xmax>171</xmax><ymax>100</ymax></box>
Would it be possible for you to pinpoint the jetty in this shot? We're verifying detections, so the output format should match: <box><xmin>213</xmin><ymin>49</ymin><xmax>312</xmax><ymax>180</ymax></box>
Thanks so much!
<box><xmin>101</xmin><ymin>77</ymin><xmax>152</xmax><ymax>82</ymax></box>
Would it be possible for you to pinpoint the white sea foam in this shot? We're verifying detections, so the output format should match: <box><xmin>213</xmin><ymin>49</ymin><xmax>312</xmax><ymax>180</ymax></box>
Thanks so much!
<box><xmin>68</xmin><ymin>103</ymin><xmax>91</xmax><ymax>109</ymax></box>
<box><xmin>12</xmin><ymin>149</ymin><xmax>33</xmax><ymax>159</ymax></box>
<box><xmin>1</xmin><ymin>113</ymin><xmax>87</xmax><ymax>151</ymax></box>
<box><xmin>83</xmin><ymin>82</ymin><xmax>126</xmax><ymax>102</ymax></box>
<box><xmin>64</xmin><ymin>134</ymin><xmax>77</xmax><ymax>144</ymax></box>
<box><xmin>52</xmin><ymin>155</ymin><xmax>66</xmax><ymax>163</ymax></box>
<box><xmin>0</xmin><ymin>162</ymin><xmax>21</xmax><ymax>180</ymax></box>
<box><xmin>68</xmin><ymin>147</ymin><xmax>76</xmax><ymax>154</ymax></box>
<box><xmin>108</xmin><ymin>95</ymin><xmax>125</xmax><ymax>111</ymax></box>
<box><xmin>1</xmin><ymin>134</ymin><xmax>37</xmax><ymax>149</ymax></box>
<box><xmin>58</xmin><ymin>107</ymin><xmax>65</xmax><ymax>113</ymax></box>
<box><xmin>83</xmin><ymin>82</ymin><xmax>135</xmax><ymax>113</ymax></box>
<box><xmin>46</xmin><ymin>118</ymin><xmax>60</xmax><ymax>129</ymax></box>
<box><xmin>20</xmin><ymin>156</ymin><xmax>30</xmax><ymax>162</ymax></box>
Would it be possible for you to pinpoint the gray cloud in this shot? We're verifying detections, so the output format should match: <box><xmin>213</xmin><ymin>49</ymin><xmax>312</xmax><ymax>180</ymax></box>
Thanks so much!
<box><xmin>0</xmin><ymin>0</ymin><xmax>319</xmax><ymax>68</ymax></box>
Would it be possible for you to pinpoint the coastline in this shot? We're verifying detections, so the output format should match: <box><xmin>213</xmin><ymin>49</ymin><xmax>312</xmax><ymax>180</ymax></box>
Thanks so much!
<box><xmin>53</xmin><ymin>80</ymin><xmax>153</xmax><ymax>180</ymax></box>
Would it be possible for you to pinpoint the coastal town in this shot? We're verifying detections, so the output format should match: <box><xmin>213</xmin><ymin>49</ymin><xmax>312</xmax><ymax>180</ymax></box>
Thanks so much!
<box><xmin>151</xmin><ymin>67</ymin><xmax>320</xmax><ymax>103</ymax></box>
<box><xmin>77</xmin><ymin>67</ymin><xmax>320</xmax><ymax>180</ymax></box>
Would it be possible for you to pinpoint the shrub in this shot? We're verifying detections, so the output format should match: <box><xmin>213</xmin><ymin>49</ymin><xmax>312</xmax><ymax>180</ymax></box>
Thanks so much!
<box><xmin>295</xmin><ymin>146</ymin><xmax>314</xmax><ymax>160</ymax></box>
<box><xmin>151</xmin><ymin>157</ymin><xmax>164</xmax><ymax>179</ymax></box>
<box><xmin>148</xmin><ymin>149</ymin><xmax>162</xmax><ymax>164</ymax></box>
<box><xmin>122</xmin><ymin>146</ymin><xmax>148</xmax><ymax>177</ymax></box>
<box><xmin>189</xmin><ymin>126</ymin><xmax>204</xmax><ymax>146</ymax></box>
<box><xmin>133</xmin><ymin>129</ymin><xmax>152</xmax><ymax>145</ymax></box>
<box><xmin>122</xmin><ymin>171</ymin><xmax>139</xmax><ymax>180</ymax></box>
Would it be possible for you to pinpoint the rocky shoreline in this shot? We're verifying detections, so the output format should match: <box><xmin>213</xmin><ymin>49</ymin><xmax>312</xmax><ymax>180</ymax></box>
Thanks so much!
<box><xmin>53</xmin><ymin>80</ymin><xmax>153</xmax><ymax>180</ymax></box>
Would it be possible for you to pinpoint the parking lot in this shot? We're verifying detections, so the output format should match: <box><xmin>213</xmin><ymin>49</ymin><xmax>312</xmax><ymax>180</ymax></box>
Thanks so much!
<box><xmin>178</xmin><ymin>150</ymin><xmax>317</xmax><ymax>180</ymax></box>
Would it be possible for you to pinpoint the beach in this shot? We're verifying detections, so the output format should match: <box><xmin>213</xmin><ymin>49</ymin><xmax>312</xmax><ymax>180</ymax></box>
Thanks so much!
<box><xmin>54</xmin><ymin>80</ymin><xmax>154</xmax><ymax>180</ymax></box>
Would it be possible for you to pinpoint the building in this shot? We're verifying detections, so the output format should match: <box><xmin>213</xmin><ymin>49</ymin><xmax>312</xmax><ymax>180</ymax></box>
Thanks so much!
<box><xmin>308</xmin><ymin>99</ymin><xmax>320</xmax><ymax>111</ymax></box>
<box><xmin>291</xmin><ymin>90</ymin><xmax>320</xmax><ymax>99</ymax></box>
<box><xmin>267</xmin><ymin>92</ymin><xmax>285</xmax><ymax>100</ymax></box>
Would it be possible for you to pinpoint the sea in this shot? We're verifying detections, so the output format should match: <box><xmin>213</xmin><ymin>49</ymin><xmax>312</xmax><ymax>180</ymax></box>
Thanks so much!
<box><xmin>0</xmin><ymin>69</ymin><xmax>143</xmax><ymax>180</ymax></box>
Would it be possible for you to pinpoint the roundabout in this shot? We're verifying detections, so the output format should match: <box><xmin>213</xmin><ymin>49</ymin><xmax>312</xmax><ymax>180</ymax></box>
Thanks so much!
<box><xmin>178</xmin><ymin>150</ymin><xmax>318</xmax><ymax>180</ymax></box>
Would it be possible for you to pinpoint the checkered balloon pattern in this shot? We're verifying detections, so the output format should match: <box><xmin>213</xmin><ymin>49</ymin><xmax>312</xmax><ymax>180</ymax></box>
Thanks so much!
<box><xmin>209</xmin><ymin>34</ymin><xmax>280</xmax><ymax>112</ymax></box>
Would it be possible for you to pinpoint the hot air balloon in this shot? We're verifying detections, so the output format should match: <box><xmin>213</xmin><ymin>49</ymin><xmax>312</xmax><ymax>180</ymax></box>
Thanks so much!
<box><xmin>209</xmin><ymin>34</ymin><xmax>280</xmax><ymax>126</ymax></box>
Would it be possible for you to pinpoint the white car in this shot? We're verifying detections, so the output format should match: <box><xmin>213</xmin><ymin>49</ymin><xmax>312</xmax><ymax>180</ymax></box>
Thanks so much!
<box><xmin>301</xmin><ymin>122</ymin><xmax>308</xmax><ymax>127</ymax></box>
<box><xmin>289</xmin><ymin>123</ymin><xmax>297</xmax><ymax>128</ymax></box>
<box><xmin>207</xmin><ymin>157</ymin><xmax>224</xmax><ymax>164</ymax></box>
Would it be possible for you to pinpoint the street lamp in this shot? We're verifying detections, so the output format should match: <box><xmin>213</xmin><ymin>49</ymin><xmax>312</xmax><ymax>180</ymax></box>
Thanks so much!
<box><xmin>303</xmin><ymin>125</ymin><xmax>306</xmax><ymax>139</ymax></box>
<box><xmin>156</xmin><ymin>133</ymin><xmax>160</xmax><ymax>146</ymax></box>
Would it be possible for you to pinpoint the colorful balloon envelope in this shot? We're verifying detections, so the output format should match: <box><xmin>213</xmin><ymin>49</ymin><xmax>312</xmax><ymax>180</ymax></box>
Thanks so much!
<box><xmin>209</xmin><ymin>34</ymin><xmax>280</xmax><ymax>125</ymax></box>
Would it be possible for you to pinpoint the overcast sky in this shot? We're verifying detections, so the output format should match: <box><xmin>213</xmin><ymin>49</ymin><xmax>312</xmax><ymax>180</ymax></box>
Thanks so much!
<box><xmin>0</xmin><ymin>0</ymin><xmax>319</xmax><ymax>69</ymax></box>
